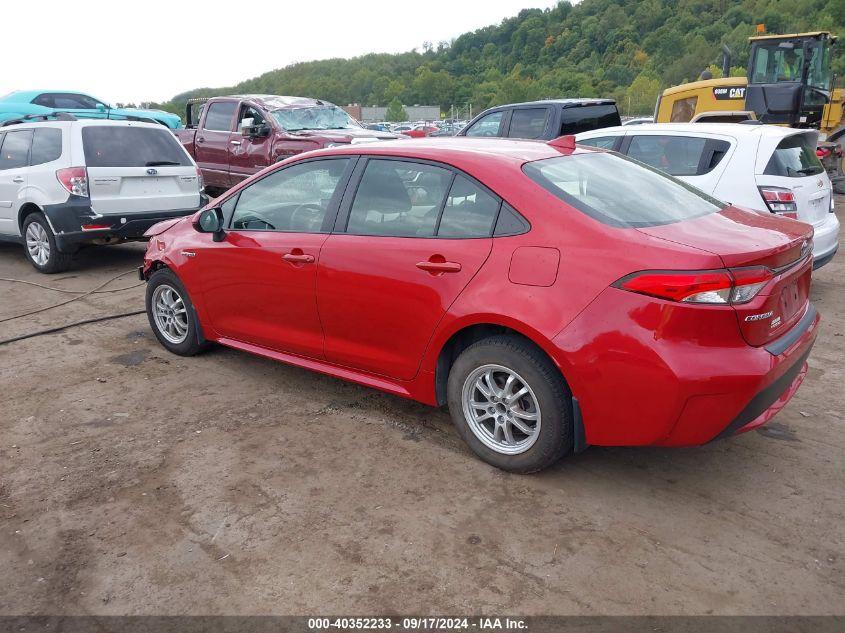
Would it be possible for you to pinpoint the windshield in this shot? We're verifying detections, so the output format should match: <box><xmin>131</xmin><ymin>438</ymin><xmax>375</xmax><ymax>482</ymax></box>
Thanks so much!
<box><xmin>523</xmin><ymin>152</ymin><xmax>724</xmax><ymax>228</ymax></box>
<box><xmin>271</xmin><ymin>106</ymin><xmax>359</xmax><ymax>131</ymax></box>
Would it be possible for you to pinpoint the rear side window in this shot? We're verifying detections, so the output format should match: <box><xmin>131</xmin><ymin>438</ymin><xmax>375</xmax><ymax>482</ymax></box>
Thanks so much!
<box><xmin>523</xmin><ymin>153</ymin><xmax>724</xmax><ymax>228</ymax></box>
<box><xmin>577</xmin><ymin>136</ymin><xmax>619</xmax><ymax>149</ymax></box>
<box><xmin>464</xmin><ymin>111</ymin><xmax>504</xmax><ymax>137</ymax></box>
<box><xmin>30</xmin><ymin>128</ymin><xmax>62</xmax><ymax>165</ymax></box>
<box><xmin>0</xmin><ymin>130</ymin><xmax>32</xmax><ymax>170</ymax></box>
<box><xmin>560</xmin><ymin>104</ymin><xmax>621</xmax><ymax>135</ymax></box>
<box><xmin>347</xmin><ymin>160</ymin><xmax>452</xmax><ymax>237</ymax></box>
<box><xmin>764</xmin><ymin>134</ymin><xmax>824</xmax><ymax>177</ymax></box>
<box><xmin>82</xmin><ymin>126</ymin><xmax>191</xmax><ymax>167</ymax></box>
<box><xmin>203</xmin><ymin>101</ymin><xmax>237</xmax><ymax>131</ymax></box>
<box><xmin>508</xmin><ymin>108</ymin><xmax>549</xmax><ymax>139</ymax></box>
<box><xmin>437</xmin><ymin>176</ymin><xmax>500</xmax><ymax>237</ymax></box>
<box><xmin>626</xmin><ymin>135</ymin><xmax>728</xmax><ymax>177</ymax></box>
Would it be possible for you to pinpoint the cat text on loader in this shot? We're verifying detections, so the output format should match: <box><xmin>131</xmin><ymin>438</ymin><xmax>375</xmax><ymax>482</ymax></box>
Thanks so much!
<box><xmin>655</xmin><ymin>31</ymin><xmax>845</xmax><ymax>192</ymax></box>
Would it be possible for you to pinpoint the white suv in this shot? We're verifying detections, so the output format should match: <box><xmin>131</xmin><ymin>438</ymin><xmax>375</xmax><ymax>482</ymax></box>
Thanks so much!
<box><xmin>0</xmin><ymin>115</ymin><xmax>206</xmax><ymax>273</ymax></box>
<box><xmin>576</xmin><ymin>123</ymin><xmax>840</xmax><ymax>269</ymax></box>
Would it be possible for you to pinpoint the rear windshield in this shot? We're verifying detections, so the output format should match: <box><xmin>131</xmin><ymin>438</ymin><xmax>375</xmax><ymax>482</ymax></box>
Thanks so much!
<box><xmin>764</xmin><ymin>133</ymin><xmax>824</xmax><ymax>177</ymax></box>
<box><xmin>560</xmin><ymin>104</ymin><xmax>621</xmax><ymax>135</ymax></box>
<box><xmin>523</xmin><ymin>152</ymin><xmax>725</xmax><ymax>228</ymax></box>
<box><xmin>82</xmin><ymin>126</ymin><xmax>191</xmax><ymax>168</ymax></box>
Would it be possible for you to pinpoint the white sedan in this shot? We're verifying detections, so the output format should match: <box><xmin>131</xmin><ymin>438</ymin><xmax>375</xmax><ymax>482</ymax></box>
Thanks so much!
<box><xmin>576</xmin><ymin>122</ymin><xmax>840</xmax><ymax>268</ymax></box>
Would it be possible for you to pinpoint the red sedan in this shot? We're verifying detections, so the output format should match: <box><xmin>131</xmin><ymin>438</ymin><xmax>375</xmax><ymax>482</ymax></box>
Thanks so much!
<box><xmin>404</xmin><ymin>124</ymin><xmax>440</xmax><ymax>138</ymax></box>
<box><xmin>141</xmin><ymin>137</ymin><xmax>819</xmax><ymax>473</ymax></box>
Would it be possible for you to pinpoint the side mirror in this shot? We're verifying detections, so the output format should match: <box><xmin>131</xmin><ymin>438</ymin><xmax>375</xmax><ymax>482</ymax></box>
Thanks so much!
<box><xmin>239</xmin><ymin>117</ymin><xmax>255</xmax><ymax>136</ymax></box>
<box><xmin>96</xmin><ymin>103</ymin><xmax>106</xmax><ymax>112</ymax></box>
<box><xmin>195</xmin><ymin>207</ymin><xmax>226</xmax><ymax>241</ymax></box>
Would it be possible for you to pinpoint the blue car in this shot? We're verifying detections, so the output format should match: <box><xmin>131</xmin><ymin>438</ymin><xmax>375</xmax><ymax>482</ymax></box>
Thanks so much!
<box><xmin>0</xmin><ymin>90</ymin><xmax>182</xmax><ymax>129</ymax></box>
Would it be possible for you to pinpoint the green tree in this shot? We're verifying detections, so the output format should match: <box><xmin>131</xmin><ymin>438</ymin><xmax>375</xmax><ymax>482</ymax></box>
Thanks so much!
<box><xmin>624</xmin><ymin>72</ymin><xmax>661</xmax><ymax>115</ymax></box>
<box><xmin>385</xmin><ymin>98</ymin><xmax>408</xmax><ymax>122</ymax></box>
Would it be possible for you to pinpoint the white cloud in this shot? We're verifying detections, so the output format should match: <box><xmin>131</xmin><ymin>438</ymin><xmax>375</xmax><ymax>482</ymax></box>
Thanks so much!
<box><xmin>2</xmin><ymin>0</ymin><xmax>558</xmax><ymax>104</ymax></box>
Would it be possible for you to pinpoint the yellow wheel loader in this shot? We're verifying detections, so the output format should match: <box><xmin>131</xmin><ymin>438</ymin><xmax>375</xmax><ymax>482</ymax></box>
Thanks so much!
<box><xmin>655</xmin><ymin>31</ymin><xmax>845</xmax><ymax>191</ymax></box>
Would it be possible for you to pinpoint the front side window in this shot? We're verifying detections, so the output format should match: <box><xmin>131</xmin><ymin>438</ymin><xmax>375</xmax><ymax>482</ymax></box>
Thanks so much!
<box><xmin>231</xmin><ymin>159</ymin><xmax>350</xmax><ymax>232</ymax></box>
<box><xmin>204</xmin><ymin>102</ymin><xmax>237</xmax><ymax>131</ymax></box>
<box><xmin>464</xmin><ymin>111</ymin><xmax>504</xmax><ymax>137</ymax></box>
<box><xmin>751</xmin><ymin>41</ymin><xmax>805</xmax><ymax>83</ymax></box>
<box><xmin>33</xmin><ymin>93</ymin><xmax>100</xmax><ymax>109</ymax></box>
<box><xmin>508</xmin><ymin>108</ymin><xmax>550</xmax><ymax>139</ymax></box>
<box><xmin>0</xmin><ymin>130</ymin><xmax>32</xmax><ymax>170</ymax></box>
<box><xmin>626</xmin><ymin>135</ymin><xmax>709</xmax><ymax>177</ymax></box>
<box><xmin>237</xmin><ymin>105</ymin><xmax>267</xmax><ymax>131</ymax></box>
<box><xmin>438</xmin><ymin>175</ymin><xmax>501</xmax><ymax>238</ymax></box>
<box><xmin>560</xmin><ymin>105</ymin><xmax>621</xmax><ymax>135</ymax></box>
<box><xmin>523</xmin><ymin>152</ymin><xmax>724</xmax><ymax>228</ymax></box>
<box><xmin>30</xmin><ymin>128</ymin><xmax>62</xmax><ymax>165</ymax></box>
<box><xmin>82</xmin><ymin>126</ymin><xmax>191</xmax><ymax>167</ymax></box>
<box><xmin>577</xmin><ymin>136</ymin><xmax>619</xmax><ymax>149</ymax></box>
<box><xmin>347</xmin><ymin>160</ymin><xmax>452</xmax><ymax>237</ymax></box>
<box><xmin>764</xmin><ymin>133</ymin><xmax>824</xmax><ymax>177</ymax></box>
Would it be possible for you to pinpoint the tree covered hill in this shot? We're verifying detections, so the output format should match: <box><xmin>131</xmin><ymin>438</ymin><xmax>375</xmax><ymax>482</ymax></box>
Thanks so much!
<box><xmin>157</xmin><ymin>0</ymin><xmax>845</xmax><ymax>118</ymax></box>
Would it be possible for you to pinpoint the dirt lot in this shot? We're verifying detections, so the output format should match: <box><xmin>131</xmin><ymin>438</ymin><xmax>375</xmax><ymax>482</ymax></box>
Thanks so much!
<box><xmin>0</xmin><ymin>208</ymin><xmax>843</xmax><ymax>616</ymax></box>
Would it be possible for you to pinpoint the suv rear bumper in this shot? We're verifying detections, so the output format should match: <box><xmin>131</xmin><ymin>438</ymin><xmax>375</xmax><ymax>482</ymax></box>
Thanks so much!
<box><xmin>43</xmin><ymin>194</ymin><xmax>208</xmax><ymax>251</ymax></box>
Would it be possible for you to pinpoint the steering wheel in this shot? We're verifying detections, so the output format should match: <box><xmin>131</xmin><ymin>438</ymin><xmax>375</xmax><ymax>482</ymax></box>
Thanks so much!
<box><xmin>290</xmin><ymin>203</ymin><xmax>325</xmax><ymax>231</ymax></box>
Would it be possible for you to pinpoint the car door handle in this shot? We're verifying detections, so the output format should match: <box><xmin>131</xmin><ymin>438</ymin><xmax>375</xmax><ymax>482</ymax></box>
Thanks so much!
<box><xmin>416</xmin><ymin>260</ymin><xmax>462</xmax><ymax>274</ymax></box>
<box><xmin>283</xmin><ymin>252</ymin><xmax>315</xmax><ymax>264</ymax></box>
<box><xmin>230</xmin><ymin>140</ymin><xmax>241</xmax><ymax>146</ymax></box>
<box><xmin>12</xmin><ymin>176</ymin><xmax>24</xmax><ymax>183</ymax></box>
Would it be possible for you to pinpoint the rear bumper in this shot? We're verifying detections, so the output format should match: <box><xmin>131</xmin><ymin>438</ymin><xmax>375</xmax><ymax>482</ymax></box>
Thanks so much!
<box><xmin>551</xmin><ymin>288</ymin><xmax>820</xmax><ymax>447</ymax></box>
<box><xmin>811</xmin><ymin>213</ymin><xmax>839</xmax><ymax>268</ymax></box>
<box><xmin>44</xmin><ymin>194</ymin><xmax>208</xmax><ymax>251</ymax></box>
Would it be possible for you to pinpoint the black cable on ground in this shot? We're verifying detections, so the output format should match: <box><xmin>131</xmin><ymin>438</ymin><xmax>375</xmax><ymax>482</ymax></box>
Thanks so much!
<box><xmin>0</xmin><ymin>277</ymin><xmax>143</xmax><ymax>294</ymax></box>
<box><xmin>0</xmin><ymin>269</ymin><xmax>140</xmax><ymax>324</ymax></box>
<box><xmin>0</xmin><ymin>310</ymin><xmax>145</xmax><ymax>346</ymax></box>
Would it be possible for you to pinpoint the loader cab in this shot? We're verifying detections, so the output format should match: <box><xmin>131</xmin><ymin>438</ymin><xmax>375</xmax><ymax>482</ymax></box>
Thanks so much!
<box><xmin>746</xmin><ymin>32</ymin><xmax>834</xmax><ymax>129</ymax></box>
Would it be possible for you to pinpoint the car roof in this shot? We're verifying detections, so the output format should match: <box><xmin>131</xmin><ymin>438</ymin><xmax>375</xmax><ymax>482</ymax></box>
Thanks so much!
<box><xmin>0</xmin><ymin>118</ymin><xmax>169</xmax><ymax>131</ymax></box>
<box><xmin>576</xmin><ymin>122</ymin><xmax>812</xmax><ymax>140</ymax></box>
<box><xmin>481</xmin><ymin>98</ymin><xmax>616</xmax><ymax>111</ymax></box>
<box><xmin>1</xmin><ymin>89</ymin><xmax>96</xmax><ymax>100</ymax></box>
<box><xmin>310</xmin><ymin>137</ymin><xmax>575</xmax><ymax>167</ymax></box>
<box><xmin>227</xmin><ymin>94</ymin><xmax>337</xmax><ymax>110</ymax></box>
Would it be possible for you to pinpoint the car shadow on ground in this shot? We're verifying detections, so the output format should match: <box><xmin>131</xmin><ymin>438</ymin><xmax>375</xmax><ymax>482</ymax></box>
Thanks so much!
<box><xmin>0</xmin><ymin>241</ymin><xmax>146</xmax><ymax>275</ymax></box>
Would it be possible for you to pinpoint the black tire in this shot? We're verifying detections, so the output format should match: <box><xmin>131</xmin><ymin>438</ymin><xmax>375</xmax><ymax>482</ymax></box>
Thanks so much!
<box><xmin>447</xmin><ymin>335</ymin><xmax>573</xmax><ymax>473</ymax></box>
<box><xmin>21</xmin><ymin>212</ymin><xmax>72</xmax><ymax>274</ymax></box>
<box><xmin>145</xmin><ymin>268</ymin><xmax>208</xmax><ymax>356</ymax></box>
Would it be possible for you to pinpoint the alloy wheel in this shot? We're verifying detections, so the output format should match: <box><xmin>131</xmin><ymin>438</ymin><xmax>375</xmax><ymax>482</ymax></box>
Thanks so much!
<box><xmin>462</xmin><ymin>364</ymin><xmax>542</xmax><ymax>455</ymax></box>
<box><xmin>25</xmin><ymin>221</ymin><xmax>51</xmax><ymax>266</ymax></box>
<box><xmin>152</xmin><ymin>284</ymin><xmax>189</xmax><ymax>344</ymax></box>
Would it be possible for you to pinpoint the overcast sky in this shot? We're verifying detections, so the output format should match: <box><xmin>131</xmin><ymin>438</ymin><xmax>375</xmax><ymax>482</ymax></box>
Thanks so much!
<box><xmin>2</xmin><ymin>0</ymin><xmax>558</xmax><ymax>105</ymax></box>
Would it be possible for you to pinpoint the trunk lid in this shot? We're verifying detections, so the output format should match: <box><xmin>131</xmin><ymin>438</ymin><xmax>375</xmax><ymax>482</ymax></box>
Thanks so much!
<box><xmin>82</xmin><ymin>124</ymin><xmax>201</xmax><ymax>214</ymax></box>
<box><xmin>638</xmin><ymin>206</ymin><xmax>814</xmax><ymax>346</ymax></box>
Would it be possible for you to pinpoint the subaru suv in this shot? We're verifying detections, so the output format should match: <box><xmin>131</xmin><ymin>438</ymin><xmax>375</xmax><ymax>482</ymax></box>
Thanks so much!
<box><xmin>0</xmin><ymin>115</ymin><xmax>205</xmax><ymax>272</ymax></box>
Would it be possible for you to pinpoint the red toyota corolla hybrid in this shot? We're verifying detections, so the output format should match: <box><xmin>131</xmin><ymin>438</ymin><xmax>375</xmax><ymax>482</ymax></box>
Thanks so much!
<box><xmin>141</xmin><ymin>137</ymin><xmax>819</xmax><ymax>473</ymax></box>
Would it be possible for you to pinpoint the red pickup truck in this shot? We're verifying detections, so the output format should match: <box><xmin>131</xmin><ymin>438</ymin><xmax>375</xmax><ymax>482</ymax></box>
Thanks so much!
<box><xmin>175</xmin><ymin>95</ymin><xmax>402</xmax><ymax>195</ymax></box>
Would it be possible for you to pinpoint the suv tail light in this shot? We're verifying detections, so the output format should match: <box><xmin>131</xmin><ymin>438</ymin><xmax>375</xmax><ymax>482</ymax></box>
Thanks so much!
<box><xmin>615</xmin><ymin>267</ymin><xmax>774</xmax><ymax>305</ymax></box>
<box><xmin>196</xmin><ymin>166</ymin><xmax>205</xmax><ymax>193</ymax></box>
<box><xmin>759</xmin><ymin>186</ymin><xmax>797</xmax><ymax>219</ymax></box>
<box><xmin>56</xmin><ymin>167</ymin><xmax>89</xmax><ymax>197</ymax></box>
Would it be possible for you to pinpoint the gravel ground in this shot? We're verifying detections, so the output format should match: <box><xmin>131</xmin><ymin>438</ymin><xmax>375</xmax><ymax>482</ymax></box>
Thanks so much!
<box><xmin>0</xmin><ymin>206</ymin><xmax>843</xmax><ymax>615</ymax></box>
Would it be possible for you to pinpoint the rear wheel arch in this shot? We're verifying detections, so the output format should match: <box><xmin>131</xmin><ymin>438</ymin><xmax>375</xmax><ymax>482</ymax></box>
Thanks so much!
<box><xmin>18</xmin><ymin>202</ymin><xmax>43</xmax><ymax>233</ymax></box>
<box><xmin>433</xmin><ymin>322</ymin><xmax>567</xmax><ymax>407</ymax></box>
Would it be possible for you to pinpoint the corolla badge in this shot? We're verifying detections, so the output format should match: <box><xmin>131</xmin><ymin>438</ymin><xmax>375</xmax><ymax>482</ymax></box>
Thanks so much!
<box><xmin>146</xmin><ymin>168</ymin><xmax>158</xmax><ymax>175</ymax></box>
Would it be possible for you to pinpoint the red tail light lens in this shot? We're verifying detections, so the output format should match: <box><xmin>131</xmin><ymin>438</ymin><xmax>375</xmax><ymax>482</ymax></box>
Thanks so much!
<box><xmin>759</xmin><ymin>186</ymin><xmax>797</xmax><ymax>219</ymax></box>
<box><xmin>196</xmin><ymin>166</ymin><xmax>204</xmax><ymax>193</ymax></box>
<box><xmin>56</xmin><ymin>167</ymin><xmax>89</xmax><ymax>197</ymax></box>
<box><xmin>616</xmin><ymin>267</ymin><xmax>773</xmax><ymax>305</ymax></box>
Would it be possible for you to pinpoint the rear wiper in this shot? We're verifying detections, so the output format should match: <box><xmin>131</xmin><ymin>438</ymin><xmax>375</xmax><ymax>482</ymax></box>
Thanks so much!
<box><xmin>145</xmin><ymin>160</ymin><xmax>180</xmax><ymax>167</ymax></box>
<box><xmin>797</xmin><ymin>167</ymin><xmax>822</xmax><ymax>175</ymax></box>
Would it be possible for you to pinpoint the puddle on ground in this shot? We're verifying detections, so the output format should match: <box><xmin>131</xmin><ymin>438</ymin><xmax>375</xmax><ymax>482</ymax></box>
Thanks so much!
<box><xmin>110</xmin><ymin>349</ymin><xmax>149</xmax><ymax>367</ymax></box>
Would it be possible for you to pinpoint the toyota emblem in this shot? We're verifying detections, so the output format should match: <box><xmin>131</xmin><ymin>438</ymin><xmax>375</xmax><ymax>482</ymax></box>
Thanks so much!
<box><xmin>147</xmin><ymin>168</ymin><xmax>158</xmax><ymax>175</ymax></box>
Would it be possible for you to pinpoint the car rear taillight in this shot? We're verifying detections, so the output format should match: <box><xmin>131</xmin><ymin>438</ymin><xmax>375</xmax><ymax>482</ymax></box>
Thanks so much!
<box><xmin>196</xmin><ymin>166</ymin><xmax>204</xmax><ymax>193</ymax></box>
<box><xmin>759</xmin><ymin>186</ymin><xmax>797</xmax><ymax>219</ymax></box>
<box><xmin>616</xmin><ymin>266</ymin><xmax>774</xmax><ymax>305</ymax></box>
<box><xmin>56</xmin><ymin>167</ymin><xmax>89</xmax><ymax>197</ymax></box>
